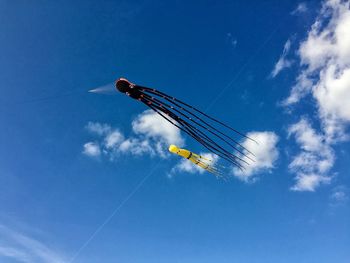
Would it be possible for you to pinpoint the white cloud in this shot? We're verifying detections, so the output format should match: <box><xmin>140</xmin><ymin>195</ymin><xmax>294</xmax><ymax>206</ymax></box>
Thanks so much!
<box><xmin>314</xmin><ymin>66</ymin><xmax>350</xmax><ymax>137</ymax></box>
<box><xmin>233</xmin><ymin>131</ymin><xmax>279</xmax><ymax>181</ymax></box>
<box><xmin>0</xmin><ymin>224</ymin><xmax>66</xmax><ymax>263</ymax></box>
<box><xmin>288</xmin><ymin>118</ymin><xmax>334</xmax><ymax>191</ymax></box>
<box><xmin>282</xmin><ymin>71</ymin><xmax>313</xmax><ymax>105</ymax></box>
<box><xmin>288</xmin><ymin>118</ymin><xmax>325</xmax><ymax>152</ymax></box>
<box><xmin>118</xmin><ymin>138</ymin><xmax>155</xmax><ymax>156</ymax></box>
<box><xmin>280</xmin><ymin>0</ymin><xmax>350</xmax><ymax>191</ymax></box>
<box><xmin>283</xmin><ymin>0</ymin><xmax>350</xmax><ymax>138</ymax></box>
<box><xmin>83</xmin><ymin>110</ymin><xmax>185</xmax><ymax>160</ymax></box>
<box><xmin>132</xmin><ymin>110</ymin><xmax>184</xmax><ymax>146</ymax></box>
<box><xmin>271</xmin><ymin>39</ymin><xmax>293</xmax><ymax>77</ymax></box>
<box><xmin>104</xmin><ymin>130</ymin><xmax>124</xmax><ymax>149</ymax></box>
<box><xmin>291</xmin><ymin>173</ymin><xmax>331</xmax><ymax>192</ymax></box>
<box><xmin>298</xmin><ymin>0</ymin><xmax>350</xmax><ymax>71</ymax></box>
<box><xmin>86</xmin><ymin>122</ymin><xmax>111</xmax><ymax>136</ymax></box>
<box><xmin>82</xmin><ymin>142</ymin><xmax>101</xmax><ymax>157</ymax></box>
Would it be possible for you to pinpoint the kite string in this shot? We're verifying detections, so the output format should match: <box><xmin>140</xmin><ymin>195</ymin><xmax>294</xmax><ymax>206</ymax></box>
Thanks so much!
<box><xmin>68</xmin><ymin>164</ymin><xmax>159</xmax><ymax>263</ymax></box>
<box><xmin>205</xmin><ymin>25</ymin><xmax>281</xmax><ymax>112</ymax></box>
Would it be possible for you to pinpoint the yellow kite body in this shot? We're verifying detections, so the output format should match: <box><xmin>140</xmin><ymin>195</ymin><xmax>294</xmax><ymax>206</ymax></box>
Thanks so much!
<box><xmin>169</xmin><ymin>145</ymin><xmax>224</xmax><ymax>177</ymax></box>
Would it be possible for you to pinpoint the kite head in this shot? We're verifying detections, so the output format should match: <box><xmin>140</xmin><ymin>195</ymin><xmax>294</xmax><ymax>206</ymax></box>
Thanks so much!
<box><xmin>116</xmin><ymin>78</ymin><xmax>134</xmax><ymax>94</ymax></box>
<box><xmin>168</xmin><ymin>144</ymin><xmax>179</xmax><ymax>154</ymax></box>
<box><xmin>116</xmin><ymin>78</ymin><xmax>143</xmax><ymax>99</ymax></box>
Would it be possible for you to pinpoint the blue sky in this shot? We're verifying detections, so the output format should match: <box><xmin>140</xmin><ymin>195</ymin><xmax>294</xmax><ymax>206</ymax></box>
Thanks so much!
<box><xmin>0</xmin><ymin>0</ymin><xmax>349</xmax><ymax>262</ymax></box>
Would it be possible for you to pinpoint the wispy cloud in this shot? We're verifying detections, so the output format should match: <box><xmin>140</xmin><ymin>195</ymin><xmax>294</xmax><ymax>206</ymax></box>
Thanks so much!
<box><xmin>0</xmin><ymin>246</ymin><xmax>32</xmax><ymax>263</ymax></box>
<box><xmin>271</xmin><ymin>39</ymin><xmax>293</xmax><ymax>77</ymax></box>
<box><xmin>85</xmin><ymin>122</ymin><xmax>111</xmax><ymax>136</ymax></box>
<box><xmin>83</xmin><ymin>110</ymin><xmax>185</xmax><ymax>160</ymax></box>
<box><xmin>291</xmin><ymin>2</ymin><xmax>308</xmax><ymax>15</ymax></box>
<box><xmin>279</xmin><ymin>0</ymin><xmax>350</xmax><ymax>191</ymax></box>
<box><xmin>329</xmin><ymin>185</ymin><xmax>348</xmax><ymax>206</ymax></box>
<box><xmin>0</xmin><ymin>224</ymin><xmax>66</xmax><ymax>263</ymax></box>
<box><xmin>233</xmin><ymin>131</ymin><xmax>279</xmax><ymax>182</ymax></box>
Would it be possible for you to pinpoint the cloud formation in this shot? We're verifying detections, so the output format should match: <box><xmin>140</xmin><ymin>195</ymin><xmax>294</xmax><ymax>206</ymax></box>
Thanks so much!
<box><xmin>132</xmin><ymin>110</ymin><xmax>184</xmax><ymax>146</ymax></box>
<box><xmin>279</xmin><ymin>0</ymin><xmax>350</xmax><ymax>191</ymax></box>
<box><xmin>82</xmin><ymin>142</ymin><xmax>101</xmax><ymax>157</ymax></box>
<box><xmin>288</xmin><ymin>118</ymin><xmax>334</xmax><ymax>191</ymax></box>
<box><xmin>271</xmin><ymin>39</ymin><xmax>293</xmax><ymax>77</ymax></box>
<box><xmin>0</xmin><ymin>224</ymin><xmax>66</xmax><ymax>263</ymax></box>
<box><xmin>83</xmin><ymin>110</ymin><xmax>185</xmax><ymax>160</ymax></box>
<box><xmin>284</xmin><ymin>0</ymin><xmax>350</xmax><ymax>140</ymax></box>
<box><xmin>233</xmin><ymin>131</ymin><xmax>279</xmax><ymax>182</ymax></box>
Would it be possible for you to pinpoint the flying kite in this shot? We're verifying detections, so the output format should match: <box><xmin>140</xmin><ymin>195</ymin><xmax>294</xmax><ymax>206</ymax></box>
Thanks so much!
<box><xmin>115</xmin><ymin>78</ymin><xmax>256</xmax><ymax>170</ymax></box>
<box><xmin>168</xmin><ymin>144</ymin><xmax>226</xmax><ymax>178</ymax></box>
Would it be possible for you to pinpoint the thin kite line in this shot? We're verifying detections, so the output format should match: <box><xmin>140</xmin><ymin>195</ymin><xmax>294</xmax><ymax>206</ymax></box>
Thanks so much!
<box><xmin>68</xmin><ymin>164</ymin><xmax>159</xmax><ymax>263</ymax></box>
<box><xmin>206</xmin><ymin>25</ymin><xmax>281</xmax><ymax>112</ymax></box>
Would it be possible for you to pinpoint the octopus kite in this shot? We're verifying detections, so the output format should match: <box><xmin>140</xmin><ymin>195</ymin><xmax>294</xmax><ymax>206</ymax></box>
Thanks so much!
<box><xmin>116</xmin><ymin>78</ymin><xmax>256</xmax><ymax>171</ymax></box>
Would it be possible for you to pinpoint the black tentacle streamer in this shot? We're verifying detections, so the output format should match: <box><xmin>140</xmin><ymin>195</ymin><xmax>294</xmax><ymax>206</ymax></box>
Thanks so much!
<box><xmin>116</xmin><ymin>78</ymin><xmax>254</xmax><ymax>170</ymax></box>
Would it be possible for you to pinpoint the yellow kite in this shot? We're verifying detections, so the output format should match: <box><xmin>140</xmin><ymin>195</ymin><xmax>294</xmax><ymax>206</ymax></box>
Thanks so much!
<box><xmin>169</xmin><ymin>144</ymin><xmax>225</xmax><ymax>178</ymax></box>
